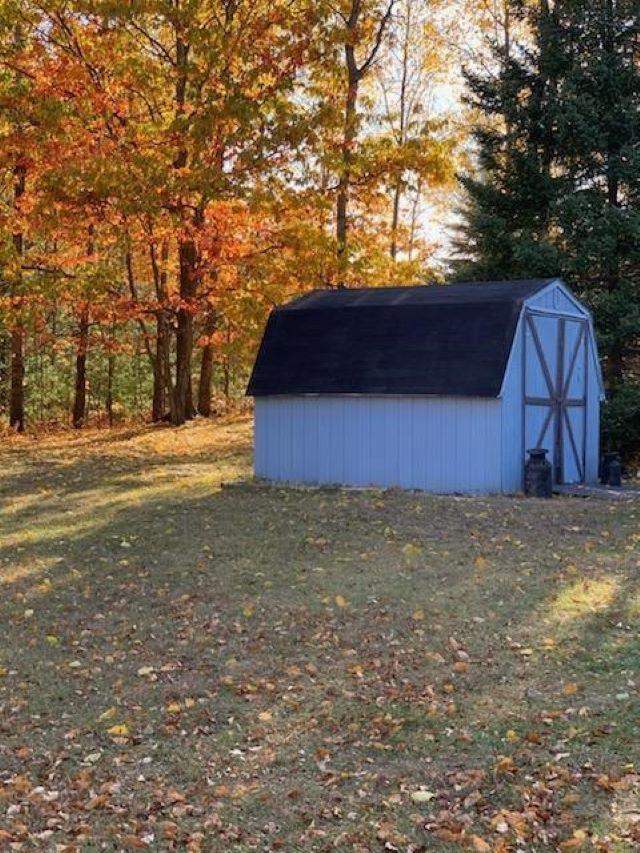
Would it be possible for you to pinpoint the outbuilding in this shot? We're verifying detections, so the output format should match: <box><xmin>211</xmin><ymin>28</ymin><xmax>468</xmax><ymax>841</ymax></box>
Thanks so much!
<box><xmin>247</xmin><ymin>278</ymin><xmax>603</xmax><ymax>493</ymax></box>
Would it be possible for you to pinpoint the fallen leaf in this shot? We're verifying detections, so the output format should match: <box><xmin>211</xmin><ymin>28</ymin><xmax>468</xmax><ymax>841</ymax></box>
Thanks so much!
<box><xmin>559</xmin><ymin>829</ymin><xmax>588</xmax><ymax>850</ymax></box>
<box><xmin>99</xmin><ymin>707</ymin><xmax>117</xmax><ymax>722</ymax></box>
<box><xmin>495</xmin><ymin>756</ymin><xmax>517</xmax><ymax>774</ymax></box>
<box><xmin>122</xmin><ymin>836</ymin><xmax>148</xmax><ymax>849</ymax></box>
<box><xmin>402</xmin><ymin>543</ymin><xmax>422</xmax><ymax>563</ymax></box>
<box><xmin>411</xmin><ymin>790</ymin><xmax>436</xmax><ymax>803</ymax></box>
<box><xmin>107</xmin><ymin>724</ymin><xmax>129</xmax><ymax>737</ymax></box>
<box><xmin>86</xmin><ymin>794</ymin><xmax>109</xmax><ymax>810</ymax></box>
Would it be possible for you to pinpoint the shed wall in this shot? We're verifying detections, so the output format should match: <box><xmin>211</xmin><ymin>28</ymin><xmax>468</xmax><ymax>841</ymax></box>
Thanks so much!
<box><xmin>527</xmin><ymin>286</ymin><xmax>585</xmax><ymax>316</ymax></box>
<box><xmin>500</xmin><ymin>313</ymin><xmax>525</xmax><ymax>493</ymax></box>
<box><xmin>585</xmin><ymin>335</ymin><xmax>601</xmax><ymax>483</ymax></box>
<box><xmin>254</xmin><ymin>395</ymin><xmax>503</xmax><ymax>493</ymax></box>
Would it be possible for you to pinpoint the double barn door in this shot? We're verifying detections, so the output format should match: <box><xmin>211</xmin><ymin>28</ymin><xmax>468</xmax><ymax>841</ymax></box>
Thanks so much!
<box><xmin>523</xmin><ymin>311</ymin><xmax>588</xmax><ymax>484</ymax></box>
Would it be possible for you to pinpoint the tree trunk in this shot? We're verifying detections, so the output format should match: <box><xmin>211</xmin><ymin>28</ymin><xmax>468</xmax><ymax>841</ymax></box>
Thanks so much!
<box><xmin>223</xmin><ymin>322</ymin><xmax>232</xmax><ymax>398</ymax></box>
<box><xmin>390</xmin><ymin>181</ymin><xmax>402</xmax><ymax>260</ymax></box>
<box><xmin>603</xmin><ymin>0</ymin><xmax>623</xmax><ymax>389</ymax></box>
<box><xmin>163</xmin><ymin>335</ymin><xmax>177</xmax><ymax>424</ymax></box>
<box><xmin>173</xmin><ymin>238</ymin><xmax>198</xmax><ymax>425</ymax></box>
<box><xmin>72</xmin><ymin>306</ymin><xmax>89</xmax><ymax>428</ymax></box>
<box><xmin>9</xmin><ymin>163</ymin><xmax>26</xmax><ymax>432</ymax></box>
<box><xmin>106</xmin><ymin>353</ymin><xmax>114</xmax><ymax>427</ymax></box>
<box><xmin>390</xmin><ymin>1</ymin><xmax>411</xmax><ymax>260</ymax></box>
<box><xmin>9</xmin><ymin>324</ymin><xmax>25</xmax><ymax>432</ymax></box>
<box><xmin>197</xmin><ymin>309</ymin><xmax>217</xmax><ymax>417</ymax></box>
<box><xmin>149</xmin><ymin>237</ymin><xmax>170</xmax><ymax>421</ymax></box>
<box><xmin>171</xmin><ymin>25</ymin><xmax>199</xmax><ymax>426</ymax></box>
<box><xmin>336</xmin><ymin>76</ymin><xmax>359</xmax><ymax>267</ymax></box>
<box><xmin>152</xmin><ymin>311</ymin><xmax>169</xmax><ymax>421</ymax></box>
<box><xmin>223</xmin><ymin>359</ymin><xmax>230</xmax><ymax>399</ymax></box>
<box><xmin>0</xmin><ymin>331</ymin><xmax>8</xmax><ymax>412</ymax></box>
<box><xmin>408</xmin><ymin>176</ymin><xmax>422</xmax><ymax>261</ymax></box>
<box><xmin>336</xmin><ymin>1</ymin><xmax>394</xmax><ymax>271</ymax></box>
<box><xmin>106</xmin><ymin>320</ymin><xmax>115</xmax><ymax>428</ymax></box>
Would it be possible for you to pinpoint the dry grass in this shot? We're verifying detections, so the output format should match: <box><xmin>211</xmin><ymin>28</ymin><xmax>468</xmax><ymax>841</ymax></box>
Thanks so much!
<box><xmin>0</xmin><ymin>417</ymin><xmax>639</xmax><ymax>851</ymax></box>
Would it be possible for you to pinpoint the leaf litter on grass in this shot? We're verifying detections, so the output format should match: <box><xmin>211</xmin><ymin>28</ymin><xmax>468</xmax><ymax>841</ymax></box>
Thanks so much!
<box><xmin>0</xmin><ymin>417</ymin><xmax>639</xmax><ymax>849</ymax></box>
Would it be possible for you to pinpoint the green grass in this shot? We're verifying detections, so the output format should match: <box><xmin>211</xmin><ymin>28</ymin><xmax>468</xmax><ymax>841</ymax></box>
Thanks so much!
<box><xmin>0</xmin><ymin>417</ymin><xmax>639</xmax><ymax>850</ymax></box>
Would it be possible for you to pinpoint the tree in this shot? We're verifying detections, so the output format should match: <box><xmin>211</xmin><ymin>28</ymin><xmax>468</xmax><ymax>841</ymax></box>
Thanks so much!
<box><xmin>453</xmin><ymin>0</ymin><xmax>563</xmax><ymax>280</ymax></box>
<box><xmin>376</xmin><ymin>0</ymin><xmax>457</xmax><ymax>261</ymax></box>
<box><xmin>456</xmin><ymin>0</ymin><xmax>640</xmax><ymax>454</ymax></box>
<box><xmin>0</xmin><ymin>11</ymin><xmax>31</xmax><ymax>431</ymax></box>
<box><xmin>335</xmin><ymin>0</ymin><xmax>396</xmax><ymax>268</ymax></box>
<box><xmin>551</xmin><ymin>0</ymin><xmax>640</xmax><ymax>392</ymax></box>
<box><xmin>0</xmin><ymin>0</ymin><xmax>471</xmax><ymax>430</ymax></box>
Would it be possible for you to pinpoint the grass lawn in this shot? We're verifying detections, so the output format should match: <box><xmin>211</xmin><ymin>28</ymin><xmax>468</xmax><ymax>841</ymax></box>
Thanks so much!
<box><xmin>1</xmin><ymin>416</ymin><xmax>639</xmax><ymax>851</ymax></box>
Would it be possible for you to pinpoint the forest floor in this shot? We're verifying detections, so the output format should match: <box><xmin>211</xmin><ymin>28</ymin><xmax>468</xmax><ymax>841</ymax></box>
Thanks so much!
<box><xmin>1</xmin><ymin>416</ymin><xmax>639</xmax><ymax>851</ymax></box>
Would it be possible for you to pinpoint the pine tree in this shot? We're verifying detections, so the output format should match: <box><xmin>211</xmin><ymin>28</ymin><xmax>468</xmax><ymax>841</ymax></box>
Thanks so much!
<box><xmin>456</xmin><ymin>0</ymin><xmax>640</xmax><ymax>454</ymax></box>
<box><xmin>453</xmin><ymin>0</ymin><xmax>565</xmax><ymax>280</ymax></box>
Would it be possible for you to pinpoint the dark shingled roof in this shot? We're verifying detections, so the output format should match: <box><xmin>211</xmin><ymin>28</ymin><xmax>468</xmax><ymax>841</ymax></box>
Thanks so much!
<box><xmin>247</xmin><ymin>279</ymin><xmax>557</xmax><ymax>398</ymax></box>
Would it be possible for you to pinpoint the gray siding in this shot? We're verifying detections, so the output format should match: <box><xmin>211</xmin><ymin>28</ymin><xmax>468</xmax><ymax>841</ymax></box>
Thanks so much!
<box><xmin>255</xmin><ymin>395</ymin><xmax>503</xmax><ymax>493</ymax></box>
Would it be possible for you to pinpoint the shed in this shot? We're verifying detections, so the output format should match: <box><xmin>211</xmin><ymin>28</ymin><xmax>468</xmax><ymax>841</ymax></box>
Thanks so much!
<box><xmin>247</xmin><ymin>278</ymin><xmax>604</xmax><ymax>493</ymax></box>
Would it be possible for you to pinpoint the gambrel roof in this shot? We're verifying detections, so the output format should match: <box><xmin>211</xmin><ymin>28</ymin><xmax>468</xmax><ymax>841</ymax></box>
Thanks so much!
<box><xmin>247</xmin><ymin>279</ymin><xmax>559</xmax><ymax>398</ymax></box>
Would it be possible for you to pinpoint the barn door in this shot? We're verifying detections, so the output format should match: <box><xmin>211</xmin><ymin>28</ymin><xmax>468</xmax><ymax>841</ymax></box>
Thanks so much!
<box><xmin>523</xmin><ymin>312</ymin><xmax>588</xmax><ymax>484</ymax></box>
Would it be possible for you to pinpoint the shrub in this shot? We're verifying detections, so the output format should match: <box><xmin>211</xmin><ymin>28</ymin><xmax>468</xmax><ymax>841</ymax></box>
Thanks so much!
<box><xmin>601</xmin><ymin>380</ymin><xmax>640</xmax><ymax>466</ymax></box>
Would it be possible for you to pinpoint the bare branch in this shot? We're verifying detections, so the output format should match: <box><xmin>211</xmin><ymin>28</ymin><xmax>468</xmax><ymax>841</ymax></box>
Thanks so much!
<box><xmin>358</xmin><ymin>0</ymin><xmax>396</xmax><ymax>78</ymax></box>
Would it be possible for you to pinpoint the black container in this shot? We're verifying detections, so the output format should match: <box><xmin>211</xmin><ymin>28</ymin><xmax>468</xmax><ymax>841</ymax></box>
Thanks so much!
<box><xmin>524</xmin><ymin>448</ymin><xmax>553</xmax><ymax>498</ymax></box>
<box><xmin>600</xmin><ymin>451</ymin><xmax>619</xmax><ymax>484</ymax></box>
<box><xmin>607</xmin><ymin>454</ymin><xmax>622</xmax><ymax>487</ymax></box>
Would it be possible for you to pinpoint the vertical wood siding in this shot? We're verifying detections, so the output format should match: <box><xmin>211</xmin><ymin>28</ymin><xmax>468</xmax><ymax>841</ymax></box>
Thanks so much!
<box><xmin>584</xmin><ymin>333</ymin><xmax>601</xmax><ymax>483</ymax></box>
<box><xmin>499</xmin><ymin>314</ymin><xmax>525</xmax><ymax>493</ymax></box>
<box><xmin>254</xmin><ymin>395</ymin><xmax>503</xmax><ymax>493</ymax></box>
<box><xmin>527</xmin><ymin>284</ymin><xmax>585</xmax><ymax>316</ymax></box>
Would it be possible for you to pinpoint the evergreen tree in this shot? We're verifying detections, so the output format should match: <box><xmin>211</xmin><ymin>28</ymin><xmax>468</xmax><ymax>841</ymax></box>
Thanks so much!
<box><xmin>456</xmin><ymin>0</ymin><xmax>640</xmax><ymax>455</ymax></box>
<box><xmin>453</xmin><ymin>0</ymin><xmax>565</xmax><ymax>280</ymax></box>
